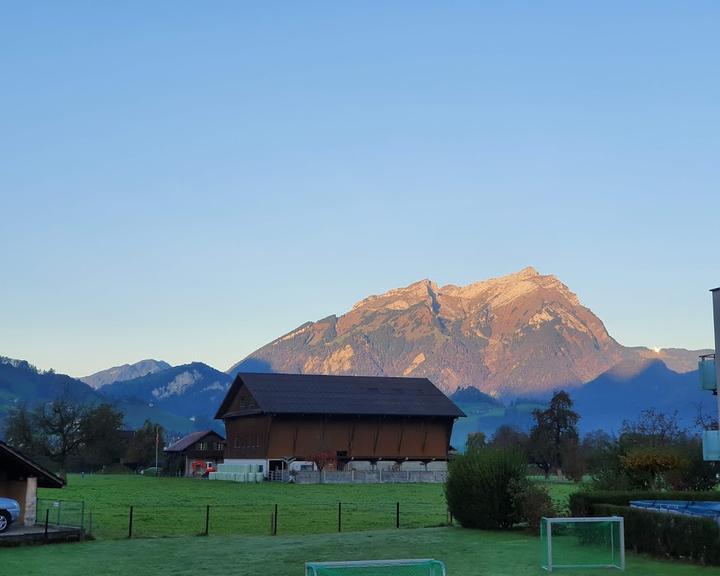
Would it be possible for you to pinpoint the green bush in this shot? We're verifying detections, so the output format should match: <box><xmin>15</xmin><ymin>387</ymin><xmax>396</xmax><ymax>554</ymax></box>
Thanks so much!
<box><xmin>569</xmin><ymin>490</ymin><xmax>720</xmax><ymax>517</ymax></box>
<box><xmin>445</xmin><ymin>448</ymin><xmax>527</xmax><ymax>529</ymax></box>
<box><xmin>593</xmin><ymin>504</ymin><xmax>720</xmax><ymax>565</ymax></box>
<box><xmin>513</xmin><ymin>481</ymin><xmax>555</xmax><ymax>532</ymax></box>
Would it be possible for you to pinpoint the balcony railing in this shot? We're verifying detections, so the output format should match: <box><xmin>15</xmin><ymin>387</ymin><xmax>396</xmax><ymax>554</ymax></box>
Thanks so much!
<box><xmin>700</xmin><ymin>353</ymin><xmax>716</xmax><ymax>392</ymax></box>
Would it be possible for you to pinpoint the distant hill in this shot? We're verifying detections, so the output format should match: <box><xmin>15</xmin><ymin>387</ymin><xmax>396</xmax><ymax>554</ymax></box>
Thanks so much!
<box><xmin>449</xmin><ymin>359</ymin><xmax>712</xmax><ymax>447</ymax></box>
<box><xmin>0</xmin><ymin>356</ymin><xmax>99</xmax><ymax>409</ymax></box>
<box><xmin>572</xmin><ymin>359</ymin><xmax>711</xmax><ymax>433</ymax></box>
<box><xmin>81</xmin><ymin>359</ymin><xmax>171</xmax><ymax>389</ymax></box>
<box><xmin>0</xmin><ymin>357</ymin><xmax>203</xmax><ymax>436</ymax></box>
<box><xmin>229</xmin><ymin>267</ymin><xmax>708</xmax><ymax>398</ymax></box>
<box><xmin>102</xmin><ymin>362</ymin><xmax>232</xmax><ymax>430</ymax></box>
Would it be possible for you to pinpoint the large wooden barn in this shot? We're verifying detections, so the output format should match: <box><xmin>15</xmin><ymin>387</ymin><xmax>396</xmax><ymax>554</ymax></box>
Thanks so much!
<box><xmin>214</xmin><ymin>373</ymin><xmax>465</xmax><ymax>476</ymax></box>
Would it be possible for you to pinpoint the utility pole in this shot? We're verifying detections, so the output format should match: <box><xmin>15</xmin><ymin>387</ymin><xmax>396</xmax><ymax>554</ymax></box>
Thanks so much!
<box><xmin>712</xmin><ymin>288</ymin><xmax>720</xmax><ymax>430</ymax></box>
<box><xmin>155</xmin><ymin>425</ymin><xmax>160</xmax><ymax>475</ymax></box>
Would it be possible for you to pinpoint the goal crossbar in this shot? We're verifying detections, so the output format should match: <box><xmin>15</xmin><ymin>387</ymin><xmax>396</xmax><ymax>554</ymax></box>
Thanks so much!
<box><xmin>305</xmin><ymin>559</ymin><xmax>446</xmax><ymax>576</ymax></box>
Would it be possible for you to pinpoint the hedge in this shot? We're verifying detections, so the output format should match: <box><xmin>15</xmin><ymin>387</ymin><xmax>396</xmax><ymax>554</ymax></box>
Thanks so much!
<box><xmin>593</xmin><ymin>504</ymin><xmax>720</xmax><ymax>565</ymax></box>
<box><xmin>569</xmin><ymin>490</ymin><xmax>720</xmax><ymax>517</ymax></box>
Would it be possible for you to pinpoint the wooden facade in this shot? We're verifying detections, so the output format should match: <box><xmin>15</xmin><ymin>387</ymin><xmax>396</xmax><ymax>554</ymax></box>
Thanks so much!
<box><xmin>215</xmin><ymin>373</ymin><xmax>464</xmax><ymax>468</ymax></box>
<box><xmin>164</xmin><ymin>430</ymin><xmax>225</xmax><ymax>477</ymax></box>
<box><xmin>224</xmin><ymin>414</ymin><xmax>453</xmax><ymax>462</ymax></box>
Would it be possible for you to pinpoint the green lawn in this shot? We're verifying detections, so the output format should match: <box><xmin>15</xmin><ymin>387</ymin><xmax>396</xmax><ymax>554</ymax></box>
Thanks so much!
<box><xmin>15</xmin><ymin>475</ymin><xmax>716</xmax><ymax>575</ymax></box>
<box><xmin>38</xmin><ymin>473</ymin><xmax>583</xmax><ymax>540</ymax></box>
<box><xmin>40</xmin><ymin>474</ymin><xmax>450</xmax><ymax>539</ymax></box>
<box><xmin>4</xmin><ymin>526</ymin><xmax>718</xmax><ymax>576</ymax></box>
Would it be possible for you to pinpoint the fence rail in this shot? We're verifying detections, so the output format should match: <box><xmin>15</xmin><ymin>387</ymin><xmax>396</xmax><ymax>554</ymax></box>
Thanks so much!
<box><xmin>86</xmin><ymin>500</ymin><xmax>451</xmax><ymax>540</ymax></box>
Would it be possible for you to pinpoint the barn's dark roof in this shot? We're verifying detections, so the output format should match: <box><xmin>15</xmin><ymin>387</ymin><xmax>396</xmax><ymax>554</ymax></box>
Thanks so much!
<box><xmin>0</xmin><ymin>441</ymin><xmax>64</xmax><ymax>488</ymax></box>
<box><xmin>215</xmin><ymin>373</ymin><xmax>466</xmax><ymax>419</ymax></box>
<box><xmin>165</xmin><ymin>430</ymin><xmax>225</xmax><ymax>453</ymax></box>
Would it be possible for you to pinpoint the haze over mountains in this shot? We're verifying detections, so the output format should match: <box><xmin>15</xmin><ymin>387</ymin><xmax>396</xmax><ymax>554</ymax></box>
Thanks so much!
<box><xmin>0</xmin><ymin>268</ymin><xmax>712</xmax><ymax>441</ymax></box>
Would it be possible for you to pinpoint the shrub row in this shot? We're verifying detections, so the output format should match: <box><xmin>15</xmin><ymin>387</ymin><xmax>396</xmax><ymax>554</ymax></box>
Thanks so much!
<box><xmin>569</xmin><ymin>490</ymin><xmax>720</xmax><ymax>517</ymax></box>
<box><xmin>593</xmin><ymin>504</ymin><xmax>720</xmax><ymax>565</ymax></box>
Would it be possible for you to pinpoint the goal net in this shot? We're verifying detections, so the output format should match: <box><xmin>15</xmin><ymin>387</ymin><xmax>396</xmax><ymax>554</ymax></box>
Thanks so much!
<box><xmin>541</xmin><ymin>517</ymin><xmax>625</xmax><ymax>571</ymax></box>
<box><xmin>305</xmin><ymin>559</ymin><xmax>446</xmax><ymax>576</ymax></box>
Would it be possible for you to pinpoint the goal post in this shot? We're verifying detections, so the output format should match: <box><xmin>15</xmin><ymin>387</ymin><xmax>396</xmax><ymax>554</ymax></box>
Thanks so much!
<box><xmin>305</xmin><ymin>559</ymin><xmax>446</xmax><ymax>576</ymax></box>
<box><xmin>541</xmin><ymin>516</ymin><xmax>625</xmax><ymax>572</ymax></box>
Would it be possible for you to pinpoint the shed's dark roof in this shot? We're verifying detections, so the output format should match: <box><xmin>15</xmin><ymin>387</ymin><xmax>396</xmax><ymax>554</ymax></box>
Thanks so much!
<box><xmin>215</xmin><ymin>373</ymin><xmax>466</xmax><ymax>419</ymax></box>
<box><xmin>165</xmin><ymin>430</ymin><xmax>225</xmax><ymax>453</ymax></box>
<box><xmin>0</xmin><ymin>441</ymin><xmax>64</xmax><ymax>488</ymax></box>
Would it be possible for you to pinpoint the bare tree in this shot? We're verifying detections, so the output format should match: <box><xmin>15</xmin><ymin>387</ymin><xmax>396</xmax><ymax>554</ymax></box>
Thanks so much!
<box><xmin>36</xmin><ymin>399</ymin><xmax>87</xmax><ymax>477</ymax></box>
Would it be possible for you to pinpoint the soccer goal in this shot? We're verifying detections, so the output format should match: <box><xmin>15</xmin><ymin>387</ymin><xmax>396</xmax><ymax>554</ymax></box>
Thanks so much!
<box><xmin>541</xmin><ymin>516</ymin><xmax>625</xmax><ymax>572</ymax></box>
<box><xmin>305</xmin><ymin>559</ymin><xmax>446</xmax><ymax>576</ymax></box>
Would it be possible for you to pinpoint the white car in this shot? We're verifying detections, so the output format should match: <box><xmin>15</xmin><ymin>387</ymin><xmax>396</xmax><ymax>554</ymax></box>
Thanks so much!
<box><xmin>0</xmin><ymin>497</ymin><xmax>21</xmax><ymax>532</ymax></box>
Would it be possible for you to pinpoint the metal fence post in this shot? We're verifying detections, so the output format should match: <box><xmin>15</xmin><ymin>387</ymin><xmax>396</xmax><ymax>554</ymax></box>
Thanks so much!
<box><xmin>128</xmin><ymin>506</ymin><xmax>134</xmax><ymax>539</ymax></box>
<box><xmin>204</xmin><ymin>505</ymin><xmax>210</xmax><ymax>536</ymax></box>
<box><xmin>273</xmin><ymin>503</ymin><xmax>278</xmax><ymax>535</ymax></box>
<box><xmin>44</xmin><ymin>509</ymin><xmax>49</xmax><ymax>540</ymax></box>
<box><xmin>338</xmin><ymin>502</ymin><xmax>342</xmax><ymax>532</ymax></box>
<box><xmin>396</xmin><ymin>502</ymin><xmax>400</xmax><ymax>528</ymax></box>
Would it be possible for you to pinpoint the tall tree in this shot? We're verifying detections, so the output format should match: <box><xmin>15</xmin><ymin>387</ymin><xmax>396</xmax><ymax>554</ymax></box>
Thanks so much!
<box><xmin>620</xmin><ymin>409</ymin><xmax>686</xmax><ymax>449</ymax></box>
<box><xmin>3</xmin><ymin>404</ymin><xmax>38</xmax><ymax>454</ymax></box>
<box><xmin>581</xmin><ymin>429</ymin><xmax>615</xmax><ymax>474</ymax></box>
<box><xmin>125</xmin><ymin>420</ymin><xmax>164</xmax><ymax>471</ymax></box>
<box><xmin>79</xmin><ymin>404</ymin><xmax>126</xmax><ymax>470</ymax></box>
<box><xmin>465</xmin><ymin>432</ymin><xmax>487</xmax><ymax>453</ymax></box>
<box><xmin>527</xmin><ymin>391</ymin><xmax>580</xmax><ymax>479</ymax></box>
<box><xmin>35</xmin><ymin>398</ymin><xmax>87</xmax><ymax>477</ymax></box>
<box><xmin>490</xmin><ymin>425</ymin><xmax>529</xmax><ymax>452</ymax></box>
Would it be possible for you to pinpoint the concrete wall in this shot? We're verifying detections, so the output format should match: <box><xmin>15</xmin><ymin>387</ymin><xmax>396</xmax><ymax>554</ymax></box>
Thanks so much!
<box><xmin>293</xmin><ymin>469</ymin><xmax>448</xmax><ymax>484</ymax></box>
<box><xmin>345</xmin><ymin>460</ymin><xmax>447</xmax><ymax>472</ymax></box>
<box><xmin>0</xmin><ymin>477</ymin><xmax>37</xmax><ymax>526</ymax></box>
<box><xmin>222</xmin><ymin>458</ymin><xmax>269</xmax><ymax>474</ymax></box>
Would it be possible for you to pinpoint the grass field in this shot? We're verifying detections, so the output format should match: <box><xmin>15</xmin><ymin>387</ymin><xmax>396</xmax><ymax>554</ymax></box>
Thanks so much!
<box><xmin>37</xmin><ymin>474</ymin><xmax>583</xmax><ymax>539</ymax></box>
<box><xmin>38</xmin><ymin>474</ymin><xmax>584</xmax><ymax>540</ymax></box>
<box><xmin>4</xmin><ymin>526</ymin><xmax>719</xmax><ymax>576</ymax></box>
<box><xmin>8</xmin><ymin>475</ymin><xmax>715</xmax><ymax>575</ymax></box>
<box><xmin>39</xmin><ymin>474</ymin><xmax>451</xmax><ymax>539</ymax></box>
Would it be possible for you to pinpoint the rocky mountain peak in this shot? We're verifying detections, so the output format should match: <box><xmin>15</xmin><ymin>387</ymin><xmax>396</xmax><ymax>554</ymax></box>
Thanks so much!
<box><xmin>228</xmin><ymin>268</ymin><xmax>693</xmax><ymax>398</ymax></box>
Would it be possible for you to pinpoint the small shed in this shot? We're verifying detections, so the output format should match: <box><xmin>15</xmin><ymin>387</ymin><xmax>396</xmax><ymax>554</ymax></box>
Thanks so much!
<box><xmin>0</xmin><ymin>441</ymin><xmax>64</xmax><ymax>526</ymax></box>
<box><xmin>164</xmin><ymin>430</ymin><xmax>225</xmax><ymax>477</ymax></box>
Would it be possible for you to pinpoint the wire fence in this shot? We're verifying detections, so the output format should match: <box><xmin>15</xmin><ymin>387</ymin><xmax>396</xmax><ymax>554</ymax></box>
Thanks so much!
<box><xmin>86</xmin><ymin>500</ymin><xmax>453</xmax><ymax>540</ymax></box>
<box><xmin>35</xmin><ymin>498</ymin><xmax>86</xmax><ymax>530</ymax></box>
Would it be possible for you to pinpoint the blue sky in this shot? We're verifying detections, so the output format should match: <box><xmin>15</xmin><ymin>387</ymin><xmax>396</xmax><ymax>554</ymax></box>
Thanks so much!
<box><xmin>1</xmin><ymin>2</ymin><xmax>718</xmax><ymax>376</ymax></box>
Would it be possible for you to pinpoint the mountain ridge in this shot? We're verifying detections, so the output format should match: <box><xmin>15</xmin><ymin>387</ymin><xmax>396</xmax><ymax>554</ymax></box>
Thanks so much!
<box><xmin>229</xmin><ymin>267</ymin><xmax>707</xmax><ymax>397</ymax></box>
<box><xmin>81</xmin><ymin>359</ymin><xmax>172</xmax><ymax>389</ymax></box>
